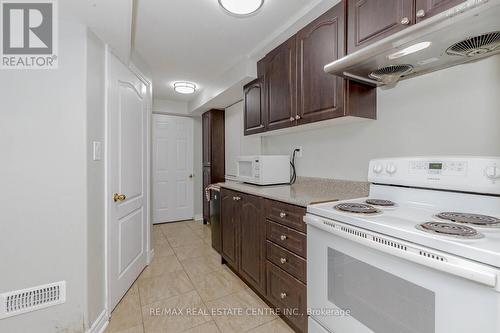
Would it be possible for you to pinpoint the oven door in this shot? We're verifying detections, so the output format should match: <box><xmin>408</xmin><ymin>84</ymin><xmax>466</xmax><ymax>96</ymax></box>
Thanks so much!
<box><xmin>305</xmin><ymin>215</ymin><xmax>500</xmax><ymax>333</ymax></box>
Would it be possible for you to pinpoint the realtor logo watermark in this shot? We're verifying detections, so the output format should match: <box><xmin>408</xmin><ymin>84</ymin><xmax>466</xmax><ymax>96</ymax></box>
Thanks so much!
<box><xmin>1</xmin><ymin>0</ymin><xmax>58</xmax><ymax>69</ymax></box>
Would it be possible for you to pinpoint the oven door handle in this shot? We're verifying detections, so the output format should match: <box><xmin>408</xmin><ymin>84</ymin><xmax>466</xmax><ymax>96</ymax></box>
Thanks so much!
<box><xmin>305</xmin><ymin>215</ymin><xmax>499</xmax><ymax>290</ymax></box>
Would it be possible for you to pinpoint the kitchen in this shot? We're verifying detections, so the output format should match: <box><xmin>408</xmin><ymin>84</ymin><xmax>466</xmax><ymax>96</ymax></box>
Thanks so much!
<box><xmin>1</xmin><ymin>0</ymin><xmax>499</xmax><ymax>333</ymax></box>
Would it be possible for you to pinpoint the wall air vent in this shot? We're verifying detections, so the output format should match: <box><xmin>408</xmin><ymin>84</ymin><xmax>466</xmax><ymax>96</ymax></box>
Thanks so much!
<box><xmin>0</xmin><ymin>281</ymin><xmax>66</xmax><ymax>319</ymax></box>
<box><xmin>446</xmin><ymin>31</ymin><xmax>500</xmax><ymax>57</ymax></box>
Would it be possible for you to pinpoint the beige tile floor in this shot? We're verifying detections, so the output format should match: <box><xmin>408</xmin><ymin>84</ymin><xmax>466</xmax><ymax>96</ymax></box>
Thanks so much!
<box><xmin>105</xmin><ymin>220</ymin><xmax>294</xmax><ymax>333</ymax></box>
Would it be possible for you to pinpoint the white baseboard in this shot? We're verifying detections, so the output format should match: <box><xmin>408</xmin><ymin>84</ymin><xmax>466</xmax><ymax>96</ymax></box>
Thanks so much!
<box><xmin>194</xmin><ymin>214</ymin><xmax>203</xmax><ymax>221</ymax></box>
<box><xmin>148</xmin><ymin>248</ymin><xmax>155</xmax><ymax>264</ymax></box>
<box><xmin>87</xmin><ymin>309</ymin><xmax>108</xmax><ymax>333</ymax></box>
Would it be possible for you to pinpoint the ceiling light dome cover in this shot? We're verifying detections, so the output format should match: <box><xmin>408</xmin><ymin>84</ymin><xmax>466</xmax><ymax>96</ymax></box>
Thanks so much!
<box><xmin>174</xmin><ymin>81</ymin><xmax>197</xmax><ymax>94</ymax></box>
<box><xmin>218</xmin><ymin>0</ymin><xmax>264</xmax><ymax>17</ymax></box>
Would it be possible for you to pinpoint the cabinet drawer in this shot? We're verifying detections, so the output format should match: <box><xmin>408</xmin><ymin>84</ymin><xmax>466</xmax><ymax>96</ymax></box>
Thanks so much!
<box><xmin>265</xmin><ymin>200</ymin><xmax>306</xmax><ymax>233</ymax></box>
<box><xmin>266</xmin><ymin>261</ymin><xmax>307</xmax><ymax>332</ymax></box>
<box><xmin>266</xmin><ymin>241</ymin><xmax>306</xmax><ymax>283</ymax></box>
<box><xmin>267</xmin><ymin>220</ymin><xmax>307</xmax><ymax>258</ymax></box>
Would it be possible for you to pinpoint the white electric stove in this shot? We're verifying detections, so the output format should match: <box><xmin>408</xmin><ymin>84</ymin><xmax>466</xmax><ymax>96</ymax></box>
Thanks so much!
<box><xmin>305</xmin><ymin>156</ymin><xmax>500</xmax><ymax>333</ymax></box>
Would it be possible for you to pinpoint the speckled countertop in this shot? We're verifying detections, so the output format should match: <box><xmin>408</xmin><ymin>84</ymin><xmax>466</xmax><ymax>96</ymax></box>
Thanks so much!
<box><xmin>218</xmin><ymin>177</ymin><xmax>369</xmax><ymax>207</ymax></box>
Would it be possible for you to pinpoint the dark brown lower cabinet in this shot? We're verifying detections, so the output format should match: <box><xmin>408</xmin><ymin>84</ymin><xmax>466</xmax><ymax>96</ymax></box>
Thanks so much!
<box><xmin>221</xmin><ymin>189</ymin><xmax>308</xmax><ymax>332</ymax></box>
<box><xmin>267</xmin><ymin>261</ymin><xmax>307</xmax><ymax>331</ymax></box>
<box><xmin>221</xmin><ymin>189</ymin><xmax>239</xmax><ymax>269</ymax></box>
<box><xmin>220</xmin><ymin>189</ymin><xmax>266</xmax><ymax>295</ymax></box>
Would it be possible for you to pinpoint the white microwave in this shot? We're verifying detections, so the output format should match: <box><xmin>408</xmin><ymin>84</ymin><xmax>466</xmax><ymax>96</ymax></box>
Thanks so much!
<box><xmin>236</xmin><ymin>155</ymin><xmax>290</xmax><ymax>185</ymax></box>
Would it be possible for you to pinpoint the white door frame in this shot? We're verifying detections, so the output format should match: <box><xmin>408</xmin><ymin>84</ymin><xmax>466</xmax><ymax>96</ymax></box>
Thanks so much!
<box><xmin>104</xmin><ymin>48</ymin><xmax>153</xmax><ymax>319</ymax></box>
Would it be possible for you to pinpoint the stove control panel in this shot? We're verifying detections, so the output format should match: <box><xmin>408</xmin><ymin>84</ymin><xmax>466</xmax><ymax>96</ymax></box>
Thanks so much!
<box><xmin>409</xmin><ymin>160</ymin><xmax>468</xmax><ymax>176</ymax></box>
<box><xmin>368</xmin><ymin>157</ymin><xmax>500</xmax><ymax>195</ymax></box>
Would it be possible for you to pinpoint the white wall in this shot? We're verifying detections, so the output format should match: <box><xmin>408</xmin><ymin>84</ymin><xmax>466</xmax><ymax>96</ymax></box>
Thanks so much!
<box><xmin>153</xmin><ymin>98</ymin><xmax>189</xmax><ymax>115</ymax></box>
<box><xmin>0</xmin><ymin>17</ymin><xmax>88</xmax><ymax>333</ymax></box>
<box><xmin>225</xmin><ymin>101</ymin><xmax>262</xmax><ymax>178</ymax></box>
<box><xmin>262</xmin><ymin>55</ymin><xmax>500</xmax><ymax>181</ymax></box>
<box><xmin>85</xmin><ymin>30</ymin><xmax>106</xmax><ymax>328</ymax></box>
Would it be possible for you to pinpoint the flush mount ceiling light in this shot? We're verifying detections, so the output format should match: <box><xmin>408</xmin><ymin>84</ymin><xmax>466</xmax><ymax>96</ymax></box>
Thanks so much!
<box><xmin>218</xmin><ymin>0</ymin><xmax>264</xmax><ymax>17</ymax></box>
<box><xmin>173</xmin><ymin>81</ymin><xmax>197</xmax><ymax>94</ymax></box>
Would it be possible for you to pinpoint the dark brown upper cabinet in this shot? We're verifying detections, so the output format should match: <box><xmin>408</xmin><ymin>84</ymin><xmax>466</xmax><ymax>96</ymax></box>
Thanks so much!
<box><xmin>296</xmin><ymin>3</ymin><xmax>346</xmax><ymax>124</ymax></box>
<box><xmin>243</xmin><ymin>79</ymin><xmax>266</xmax><ymax>135</ymax></box>
<box><xmin>347</xmin><ymin>0</ymin><xmax>415</xmax><ymax>54</ymax></box>
<box><xmin>262</xmin><ymin>37</ymin><xmax>297</xmax><ymax>132</ymax></box>
<box><xmin>415</xmin><ymin>0</ymin><xmax>466</xmax><ymax>22</ymax></box>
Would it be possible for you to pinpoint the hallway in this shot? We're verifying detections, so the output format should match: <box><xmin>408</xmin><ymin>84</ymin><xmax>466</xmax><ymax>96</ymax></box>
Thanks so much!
<box><xmin>105</xmin><ymin>221</ymin><xmax>294</xmax><ymax>333</ymax></box>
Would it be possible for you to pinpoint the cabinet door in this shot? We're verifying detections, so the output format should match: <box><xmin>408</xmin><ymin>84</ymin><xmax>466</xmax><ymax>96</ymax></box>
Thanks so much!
<box><xmin>297</xmin><ymin>2</ymin><xmax>345</xmax><ymax>124</ymax></box>
<box><xmin>243</xmin><ymin>79</ymin><xmax>266</xmax><ymax>136</ymax></box>
<box><xmin>347</xmin><ymin>0</ymin><xmax>414</xmax><ymax>54</ymax></box>
<box><xmin>202</xmin><ymin>112</ymin><xmax>211</xmax><ymax>166</ymax></box>
<box><xmin>221</xmin><ymin>189</ymin><xmax>239</xmax><ymax>269</ymax></box>
<box><xmin>264</xmin><ymin>37</ymin><xmax>297</xmax><ymax>132</ymax></box>
<box><xmin>239</xmin><ymin>194</ymin><xmax>266</xmax><ymax>293</ymax></box>
<box><xmin>415</xmin><ymin>0</ymin><xmax>465</xmax><ymax>22</ymax></box>
<box><xmin>202</xmin><ymin>166</ymin><xmax>211</xmax><ymax>222</ymax></box>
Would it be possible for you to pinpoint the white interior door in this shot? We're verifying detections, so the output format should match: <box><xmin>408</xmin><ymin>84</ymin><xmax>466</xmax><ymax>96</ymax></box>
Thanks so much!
<box><xmin>152</xmin><ymin>114</ymin><xmax>194</xmax><ymax>224</ymax></box>
<box><xmin>107</xmin><ymin>53</ymin><xmax>148</xmax><ymax>311</ymax></box>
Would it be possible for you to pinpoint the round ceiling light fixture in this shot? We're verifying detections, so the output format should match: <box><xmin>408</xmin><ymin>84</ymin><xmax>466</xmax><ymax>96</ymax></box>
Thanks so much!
<box><xmin>173</xmin><ymin>81</ymin><xmax>197</xmax><ymax>94</ymax></box>
<box><xmin>218</xmin><ymin>0</ymin><xmax>264</xmax><ymax>17</ymax></box>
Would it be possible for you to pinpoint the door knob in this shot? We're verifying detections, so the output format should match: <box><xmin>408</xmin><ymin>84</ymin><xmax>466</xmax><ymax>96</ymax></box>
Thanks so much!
<box><xmin>401</xmin><ymin>17</ymin><xmax>410</xmax><ymax>25</ymax></box>
<box><xmin>416</xmin><ymin>9</ymin><xmax>426</xmax><ymax>18</ymax></box>
<box><xmin>113</xmin><ymin>193</ymin><xmax>127</xmax><ymax>202</ymax></box>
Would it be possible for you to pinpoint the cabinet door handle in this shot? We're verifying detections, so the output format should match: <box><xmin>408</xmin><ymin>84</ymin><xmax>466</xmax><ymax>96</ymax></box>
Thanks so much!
<box><xmin>401</xmin><ymin>17</ymin><xmax>410</xmax><ymax>25</ymax></box>
<box><xmin>280</xmin><ymin>257</ymin><xmax>287</xmax><ymax>264</ymax></box>
<box><xmin>416</xmin><ymin>9</ymin><xmax>426</xmax><ymax>18</ymax></box>
<box><xmin>295</xmin><ymin>115</ymin><xmax>301</xmax><ymax>120</ymax></box>
<box><xmin>289</xmin><ymin>116</ymin><xmax>295</xmax><ymax>122</ymax></box>
<box><xmin>280</xmin><ymin>235</ymin><xmax>287</xmax><ymax>241</ymax></box>
<box><xmin>279</xmin><ymin>212</ymin><xmax>287</xmax><ymax>218</ymax></box>
<box><xmin>280</xmin><ymin>292</ymin><xmax>287</xmax><ymax>299</ymax></box>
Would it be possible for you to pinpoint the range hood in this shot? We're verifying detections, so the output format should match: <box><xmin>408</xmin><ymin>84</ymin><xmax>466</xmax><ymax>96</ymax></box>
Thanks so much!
<box><xmin>324</xmin><ymin>0</ymin><xmax>500</xmax><ymax>87</ymax></box>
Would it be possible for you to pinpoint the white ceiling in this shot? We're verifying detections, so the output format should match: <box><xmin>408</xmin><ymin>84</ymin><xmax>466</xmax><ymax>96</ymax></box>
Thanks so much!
<box><xmin>134</xmin><ymin>0</ymin><xmax>319</xmax><ymax>102</ymax></box>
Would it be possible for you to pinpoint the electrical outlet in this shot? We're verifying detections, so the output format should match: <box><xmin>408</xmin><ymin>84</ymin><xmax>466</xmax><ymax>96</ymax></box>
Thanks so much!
<box><xmin>295</xmin><ymin>146</ymin><xmax>303</xmax><ymax>158</ymax></box>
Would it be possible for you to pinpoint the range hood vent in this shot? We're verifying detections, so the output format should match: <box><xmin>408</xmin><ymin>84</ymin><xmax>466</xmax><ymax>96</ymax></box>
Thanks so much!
<box><xmin>446</xmin><ymin>31</ymin><xmax>500</xmax><ymax>57</ymax></box>
<box><xmin>324</xmin><ymin>0</ymin><xmax>500</xmax><ymax>87</ymax></box>
<box><xmin>369</xmin><ymin>65</ymin><xmax>413</xmax><ymax>85</ymax></box>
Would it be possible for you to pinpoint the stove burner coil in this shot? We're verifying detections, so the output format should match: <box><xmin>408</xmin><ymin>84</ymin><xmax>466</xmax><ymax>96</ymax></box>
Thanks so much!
<box><xmin>365</xmin><ymin>199</ymin><xmax>396</xmax><ymax>207</ymax></box>
<box><xmin>416</xmin><ymin>222</ymin><xmax>483</xmax><ymax>239</ymax></box>
<box><xmin>436</xmin><ymin>212</ymin><xmax>500</xmax><ymax>226</ymax></box>
<box><xmin>335</xmin><ymin>203</ymin><xmax>380</xmax><ymax>214</ymax></box>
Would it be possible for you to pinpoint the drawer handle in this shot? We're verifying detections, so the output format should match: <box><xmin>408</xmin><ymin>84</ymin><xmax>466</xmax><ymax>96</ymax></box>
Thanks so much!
<box><xmin>233</xmin><ymin>196</ymin><xmax>241</xmax><ymax>201</ymax></box>
<box><xmin>279</xmin><ymin>212</ymin><xmax>287</xmax><ymax>218</ymax></box>
<box><xmin>280</xmin><ymin>257</ymin><xmax>287</xmax><ymax>264</ymax></box>
<box><xmin>280</xmin><ymin>292</ymin><xmax>287</xmax><ymax>299</ymax></box>
<box><xmin>280</xmin><ymin>235</ymin><xmax>287</xmax><ymax>241</ymax></box>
